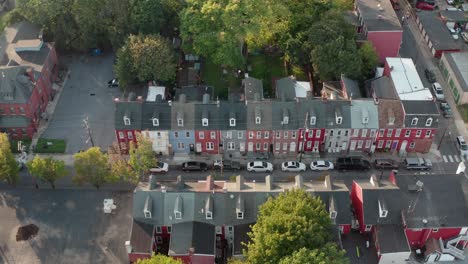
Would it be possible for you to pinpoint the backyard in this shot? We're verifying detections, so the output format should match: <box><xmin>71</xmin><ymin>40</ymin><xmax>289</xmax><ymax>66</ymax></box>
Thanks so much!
<box><xmin>247</xmin><ymin>54</ymin><xmax>287</xmax><ymax>98</ymax></box>
<box><xmin>201</xmin><ymin>59</ymin><xmax>241</xmax><ymax>100</ymax></box>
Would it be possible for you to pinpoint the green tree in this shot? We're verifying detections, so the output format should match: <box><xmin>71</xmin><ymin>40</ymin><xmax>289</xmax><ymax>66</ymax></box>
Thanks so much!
<box><xmin>114</xmin><ymin>45</ymin><xmax>134</xmax><ymax>90</ymax></box>
<box><xmin>0</xmin><ymin>133</ymin><xmax>19</xmax><ymax>185</ymax></box>
<box><xmin>109</xmin><ymin>153</ymin><xmax>138</xmax><ymax>184</ymax></box>
<box><xmin>26</xmin><ymin>156</ymin><xmax>68</xmax><ymax>189</ymax></box>
<box><xmin>245</xmin><ymin>189</ymin><xmax>333</xmax><ymax>264</ymax></box>
<box><xmin>359</xmin><ymin>42</ymin><xmax>379</xmax><ymax>79</ymax></box>
<box><xmin>279</xmin><ymin>245</ymin><xmax>348</xmax><ymax>264</ymax></box>
<box><xmin>73</xmin><ymin>147</ymin><xmax>117</xmax><ymax>189</ymax></box>
<box><xmin>129</xmin><ymin>0</ymin><xmax>164</xmax><ymax>34</ymax></box>
<box><xmin>136</xmin><ymin>254</ymin><xmax>182</xmax><ymax>264</ymax></box>
<box><xmin>128</xmin><ymin>133</ymin><xmax>157</xmax><ymax>177</ymax></box>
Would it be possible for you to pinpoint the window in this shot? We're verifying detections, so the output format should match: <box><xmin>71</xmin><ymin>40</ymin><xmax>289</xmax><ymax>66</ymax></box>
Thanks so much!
<box><xmin>257</xmin><ymin>131</ymin><xmax>262</xmax><ymax>139</ymax></box>
<box><xmin>310</xmin><ymin>116</ymin><xmax>316</xmax><ymax>125</ymax></box>
<box><xmin>167</xmin><ymin>226</ymin><xmax>172</xmax><ymax>233</ymax></box>
<box><xmin>432</xmin><ymin>228</ymin><xmax>439</xmax><ymax>232</ymax></box>
<box><xmin>387</xmin><ymin>129</ymin><xmax>393</xmax><ymax>137</ymax></box>
<box><xmin>144</xmin><ymin>210</ymin><xmax>152</xmax><ymax>218</ymax></box>
<box><xmin>264</xmin><ymin>131</ymin><xmax>269</xmax><ymax>139</ymax></box>
<box><xmin>210</xmin><ymin>132</ymin><xmax>216</xmax><ymax>139</ymax></box>
<box><xmin>283</xmin><ymin>143</ymin><xmax>288</xmax><ymax>151</ymax></box>
<box><xmin>362</xmin><ymin>129</ymin><xmax>368</xmax><ymax>137</ymax></box>
<box><xmin>411</xmin><ymin>117</ymin><xmax>418</xmax><ymax>126</ymax></box>
<box><xmin>307</xmin><ymin>141</ymin><xmax>312</xmax><ymax>148</ymax></box>
<box><xmin>226</xmin><ymin>131</ymin><xmax>232</xmax><ymax>139</ymax></box>
<box><xmin>284</xmin><ymin>131</ymin><xmax>288</xmax><ymax>139</ymax></box>
<box><xmin>378</xmin><ymin>140</ymin><xmax>384</xmax><ymax>148</ymax></box>
<box><xmin>308</xmin><ymin>130</ymin><xmax>313</xmax><ymax>137</ymax></box>
<box><xmin>357</xmin><ymin>140</ymin><xmax>364</xmax><ymax>148</ymax></box>
<box><xmin>124</xmin><ymin>117</ymin><xmax>131</xmax><ymax>126</ymax></box>
<box><xmin>238</xmin><ymin>131</ymin><xmax>243</xmax><ymax>139</ymax></box>
<box><xmin>255</xmin><ymin>117</ymin><xmax>261</xmax><ymax>124</ymax></box>
<box><xmin>19</xmin><ymin>107</ymin><xmax>25</xmax><ymax>114</ymax></box>
<box><xmin>186</xmin><ymin>132</ymin><xmax>190</xmax><ymax>138</ymax></box>
<box><xmin>276</xmin><ymin>131</ymin><xmax>281</xmax><ymax>139</ymax></box>
<box><xmin>344</xmin><ymin>130</ymin><xmax>349</xmax><ymax>136</ymax></box>
<box><xmin>330</xmin><ymin>211</ymin><xmax>337</xmax><ymax>219</ymax></box>
<box><xmin>395</xmin><ymin>129</ymin><xmax>401</xmax><ymax>137</ymax></box>
<box><xmin>21</xmin><ymin>128</ymin><xmax>26</xmax><ymax>134</ymax></box>
<box><xmin>316</xmin><ymin>130</ymin><xmax>321</xmax><ymax>138</ymax></box>
<box><xmin>156</xmin><ymin>226</ymin><xmax>162</xmax><ymax>234</ymax></box>
<box><xmin>292</xmin><ymin>131</ymin><xmax>297</xmax><ymax>139</ymax></box>
<box><xmin>202</xmin><ymin>118</ymin><xmax>209</xmax><ymax>126</ymax></box>
<box><xmin>385</xmin><ymin>140</ymin><xmax>391</xmax><ymax>149</ymax></box>
<box><xmin>215</xmin><ymin>226</ymin><xmax>222</xmax><ymax>234</ymax></box>
<box><xmin>127</xmin><ymin>132</ymin><xmax>133</xmax><ymax>139</ymax></box>
<box><xmin>206</xmin><ymin>142</ymin><xmax>214</xmax><ymax>150</ymax></box>
<box><xmin>177</xmin><ymin>142</ymin><xmax>185</xmax><ymax>149</ymax></box>
<box><xmin>425</xmin><ymin>130</ymin><xmax>431</xmax><ymax>138</ymax></box>
<box><xmin>275</xmin><ymin>143</ymin><xmax>280</xmax><ymax>151</ymax></box>
<box><xmin>336</xmin><ymin>117</ymin><xmax>342</xmax><ymax>124</ymax></box>
<box><xmin>228</xmin><ymin>142</ymin><xmax>235</xmax><ymax>150</ymax></box>
<box><xmin>425</xmin><ymin>118</ymin><xmax>433</xmax><ymax>126</ymax></box>
<box><xmin>370</xmin><ymin>129</ymin><xmax>376</xmax><ymax>138</ymax></box>
<box><xmin>156</xmin><ymin>236</ymin><xmax>162</xmax><ymax>244</ymax></box>
<box><xmin>10</xmin><ymin>107</ymin><xmax>15</xmax><ymax>113</ymax></box>
<box><xmin>206</xmin><ymin>212</ymin><xmax>213</xmax><ymax>219</ymax></box>
<box><xmin>330</xmin><ymin>130</ymin><xmax>334</xmax><ymax>137</ymax></box>
<box><xmin>152</xmin><ymin>118</ymin><xmax>159</xmax><ymax>126</ymax></box>
<box><xmin>199</xmin><ymin>132</ymin><xmax>204</xmax><ymax>139</ymax></box>
<box><xmin>256</xmin><ymin>143</ymin><xmax>261</xmax><ymax>150</ymax></box>
<box><xmin>365</xmin><ymin>225</ymin><xmax>372</xmax><ymax>232</ymax></box>
<box><xmin>337</xmin><ymin>130</ymin><xmax>342</xmax><ymax>136</ymax></box>
<box><xmin>409</xmin><ymin>142</ymin><xmax>416</xmax><ymax>149</ymax></box>
<box><xmin>379</xmin><ymin>129</ymin><xmax>385</xmax><ymax>137</ymax></box>
<box><xmin>175</xmin><ymin>212</ymin><xmax>182</xmax><ymax>219</ymax></box>
<box><xmin>416</xmin><ymin>130</ymin><xmax>422</xmax><ymax>138</ymax></box>
<box><xmin>118</xmin><ymin>132</ymin><xmax>124</xmax><ymax>139</ymax></box>
<box><xmin>230</xmin><ymin>118</ymin><xmax>236</xmax><ymax>127</ymax></box>
<box><xmin>283</xmin><ymin>116</ymin><xmax>289</xmax><ymax>125</ymax></box>
<box><xmin>405</xmin><ymin>130</ymin><xmax>411</xmax><ymax>137</ymax></box>
<box><xmin>228</xmin><ymin>226</ymin><xmax>234</xmax><ymax>233</ymax></box>
<box><xmin>365</xmin><ymin>140</ymin><xmax>371</xmax><ymax>148</ymax></box>
<box><xmin>249</xmin><ymin>131</ymin><xmax>254</xmax><ymax>139</ymax></box>
<box><xmin>237</xmin><ymin>212</ymin><xmax>244</xmax><ymax>219</ymax></box>
<box><xmin>174</xmin><ymin>132</ymin><xmax>179</xmax><ymax>138</ymax></box>
<box><xmin>177</xmin><ymin>118</ymin><xmax>183</xmax><ymax>127</ymax></box>
<box><xmin>353</xmin><ymin>129</ymin><xmax>359</xmax><ymax>137</ymax></box>
<box><xmin>263</xmin><ymin>142</ymin><xmax>268</xmax><ymax>150</ymax></box>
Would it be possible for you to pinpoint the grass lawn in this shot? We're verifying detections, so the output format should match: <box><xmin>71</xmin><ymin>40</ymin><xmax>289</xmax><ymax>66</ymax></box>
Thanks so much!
<box><xmin>10</xmin><ymin>139</ymin><xmax>32</xmax><ymax>153</ymax></box>
<box><xmin>457</xmin><ymin>105</ymin><xmax>468</xmax><ymax>123</ymax></box>
<box><xmin>247</xmin><ymin>54</ymin><xmax>286</xmax><ymax>98</ymax></box>
<box><xmin>201</xmin><ymin>60</ymin><xmax>241</xmax><ymax>100</ymax></box>
<box><xmin>34</xmin><ymin>138</ymin><xmax>67</xmax><ymax>153</ymax></box>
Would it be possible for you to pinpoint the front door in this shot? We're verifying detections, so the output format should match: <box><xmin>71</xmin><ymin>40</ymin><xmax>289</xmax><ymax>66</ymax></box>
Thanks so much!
<box><xmin>350</xmin><ymin>140</ymin><xmax>357</xmax><ymax>151</ymax></box>
<box><xmin>391</xmin><ymin>140</ymin><xmax>399</xmax><ymax>150</ymax></box>
<box><xmin>400</xmin><ymin>140</ymin><xmax>408</xmax><ymax>156</ymax></box>
<box><xmin>196</xmin><ymin>143</ymin><xmax>202</xmax><ymax>153</ymax></box>
<box><xmin>248</xmin><ymin>142</ymin><xmax>253</xmax><ymax>152</ymax></box>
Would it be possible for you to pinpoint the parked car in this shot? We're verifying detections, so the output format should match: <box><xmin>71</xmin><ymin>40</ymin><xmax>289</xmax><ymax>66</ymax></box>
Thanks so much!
<box><xmin>424</xmin><ymin>69</ymin><xmax>436</xmax><ymax>83</ymax></box>
<box><xmin>456</xmin><ymin>136</ymin><xmax>468</xmax><ymax>158</ymax></box>
<box><xmin>181</xmin><ymin>161</ymin><xmax>208</xmax><ymax>172</ymax></box>
<box><xmin>439</xmin><ymin>101</ymin><xmax>453</xmax><ymax>118</ymax></box>
<box><xmin>448</xmin><ymin>28</ymin><xmax>459</xmax><ymax>40</ymax></box>
<box><xmin>150</xmin><ymin>162</ymin><xmax>169</xmax><ymax>173</ymax></box>
<box><xmin>247</xmin><ymin>161</ymin><xmax>273</xmax><ymax>172</ymax></box>
<box><xmin>107</xmin><ymin>78</ymin><xmax>119</xmax><ymax>88</ymax></box>
<box><xmin>335</xmin><ymin>157</ymin><xmax>371</xmax><ymax>171</ymax></box>
<box><xmin>310</xmin><ymin>160</ymin><xmax>334</xmax><ymax>171</ymax></box>
<box><xmin>462</xmin><ymin>32</ymin><xmax>468</xmax><ymax>43</ymax></box>
<box><xmin>404</xmin><ymin>157</ymin><xmax>432</xmax><ymax>170</ymax></box>
<box><xmin>281</xmin><ymin>161</ymin><xmax>306</xmax><ymax>172</ymax></box>
<box><xmin>431</xmin><ymin>82</ymin><xmax>444</xmax><ymax>100</ymax></box>
<box><xmin>416</xmin><ymin>2</ymin><xmax>436</xmax><ymax>10</ymax></box>
<box><xmin>374</xmin><ymin>159</ymin><xmax>399</xmax><ymax>170</ymax></box>
<box><xmin>420</xmin><ymin>0</ymin><xmax>436</xmax><ymax>5</ymax></box>
<box><xmin>213</xmin><ymin>160</ymin><xmax>241</xmax><ymax>171</ymax></box>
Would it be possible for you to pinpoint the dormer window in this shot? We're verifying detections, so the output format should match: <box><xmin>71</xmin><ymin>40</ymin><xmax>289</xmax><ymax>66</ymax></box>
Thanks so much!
<box><xmin>310</xmin><ymin>116</ymin><xmax>316</xmax><ymax>125</ymax></box>
<box><xmin>388</xmin><ymin>109</ymin><xmax>395</xmax><ymax>125</ymax></box>
<box><xmin>174</xmin><ymin>195</ymin><xmax>183</xmax><ymax>220</ymax></box>
<box><xmin>255</xmin><ymin>116</ymin><xmax>261</xmax><ymax>124</ymax></box>
<box><xmin>205</xmin><ymin>196</ymin><xmax>213</xmax><ymax>220</ymax></box>
<box><xmin>175</xmin><ymin>211</ymin><xmax>182</xmax><ymax>219</ymax></box>
<box><xmin>282</xmin><ymin>108</ymin><xmax>289</xmax><ymax>125</ymax></box>
<box><xmin>378</xmin><ymin>199</ymin><xmax>388</xmax><ymax>218</ymax></box>
<box><xmin>152</xmin><ymin>118</ymin><xmax>159</xmax><ymax>127</ymax></box>
<box><xmin>335</xmin><ymin>109</ymin><xmax>342</xmax><ymax>124</ymax></box>
<box><xmin>124</xmin><ymin>116</ymin><xmax>131</xmax><ymax>126</ymax></box>
<box><xmin>202</xmin><ymin>118</ymin><xmax>209</xmax><ymax>127</ymax></box>
<box><xmin>145</xmin><ymin>210</ymin><xmax>151</xmax><ymax>218</ymax></box>
<box><xmin>255</xmin><ymin>106</ymin><xmax>261</xmax><ymax>124</ymax></box>
<box><xmin>143</xmin><ymin>196</ymin><xmax>152</xmax><ymax>219</ymax></box>
<box><xmin>330</xmin><ymin>211</ymin><xmax>337</xmax><ymax>219</ymax></box>
<box><xmin>236</xmin><ymin>195</ymin><xmax>244</xmax><ymax>219</ymax></box>
<box><xmin>237</xmin><ymin>212</ymin><xmax>244</xmax><ymax>219</ymax></box>
<box><xmin>177</xmin><ymin>119</ymin><xmax>183</xmax><ymax>127</ymax></box>
<box><xmin>229</xmin><ymin>118</ymin><xmax>236</xmax><ymax>127</ymax></box>
<box><xmin>206</xmin><ymin>211</ymin><xmax>213</xmax><ymax>219</ymax></box>
<box><xmin>411</xmin><ymin>117</ymin><xmax>418</xmax><ymax>126</ymax></box>
<box><xmin>425</xmin><ymin>117</ymin><xmax>433</xmax><ymax>127</ymax></box>
<box><xmin>362</xmin><ymin>108</ymin><xmax>369</xmax><ymax>124</ymax></box>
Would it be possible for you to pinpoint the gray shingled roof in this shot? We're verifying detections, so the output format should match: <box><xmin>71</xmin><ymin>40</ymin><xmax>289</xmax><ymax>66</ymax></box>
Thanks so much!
<box><xmin>297</xmin><ymin>99</ymin><xmax>327</xmax><ymax>128</ymax></box>
<box><xmin>375</xmin><ymin>225</ymin><xmax>411</xmax><ymax>254</ymax></box>
<box><xmin>243</xmin><ymin>77</ymin><xmax>263</xmax><ymax>101</ymax></box>
<box><xmin>219</xmin><ymin>101</ymin><xmax>247</xmax><ymax>130</ymax></box>
<box><xmin>174</xmin><ymin>85</ymin><xmax>214</xmax><ymax>102</ymax></box>
<box><xmin>171</xmin><ymin>100</ymin><xmax>195</xmax><ymax>130</ymax></box>
<box><xmin>342</xmin><ymin>76</ymin><xmax>362</xmax><ymax>99</ymax></box>
<box><xmin>418</xmin><ymin>11</ymin><xmax>459</xmax><ymax>51</ymax></box>
<box><xmin>350</xmin><ymin>100</ymin><xmax>379</xmax><ymax>129</ymax></box>
<box><xmin>114</xmin><ymin>101</ymin><xmax>142</xmax><ymax>130</ymax></box>
<box><xmin>356</xmin><ymin>0</ymin><xmax>402</xmax><ymax>31</ymax></box>
<box><xmin>194</xmin><ymin>102</ymin><xmax>222</xmax><ymax>130</ymax></box>
<box><xmin>324</xmin><ymin>100</ymin><xmax>351</xmax><ymax>129</ymax></box>
<box><xmin>129</xmin><ymin>220</ymin><xmax>154</xmax><ymax>254</ymax></box>
<box><xmin>141</xmin><ymin>102</ymin><xmax>171</xmax><ymax>130</ymax></box>
<box><xmin>168</xmin><ymin>222</ymin><xmax>215</xmax><ymax>256</ymax></box>
<box><xmin>246</xmin><ymin>101</ymin><xmax>272</xmax><ymax>130</ymax></box>
<box><xmin>275</xmin><ymin>77</ymin><xmax>297</xmax><ymax>101</ymax></box>
<box><xmin>402</xmin><ymin>100</ymin><xmax>439</xmax><ymax>128</ymax></box>
<box><xmin>0</xmin><ymin>66</ymin><xmax>34</xmax><ymax>103</ymax></box>
<box><xmin>271</xmin><ymin>101</ymin><xmax>299</xmax><ymax>130</ymax></box>
<box><xmin>370</xmin><ymin>76</ymin><xmax>398</xmax><ymax>99</ymax></box>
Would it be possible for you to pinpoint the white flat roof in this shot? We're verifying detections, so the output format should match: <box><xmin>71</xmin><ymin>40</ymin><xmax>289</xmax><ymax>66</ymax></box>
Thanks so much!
<box><xmin>146</xmin><ymin>86</ymin><xmax>165</xmax><ymax>102</ymax></box>
<box><xmin>386</xmin><ymin>58</ymin><xmax>433</xmax><ymax>101</ymax></box>
<box><xmin>295</xmin><ymin>81</ymin><xmax>311</xmax><ymax>98</ymax></box>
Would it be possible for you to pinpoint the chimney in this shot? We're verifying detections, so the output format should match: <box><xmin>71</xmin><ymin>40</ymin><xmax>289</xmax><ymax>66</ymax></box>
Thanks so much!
<box><xmin>265</xmin><ymin>175</ymin><xmax>273</xmax><ymax>191</ymax></box>
<box><xmin>370</xmin><ymin>175</ymin><xmax>380</xmax><ymax>187</ymax></box>
<box><xmin>295</xmin><ymin>175</ymin><xmax>303</xmax><ymax>188</ymax></box>
<box><xmin>236</xmin><ymin>175</ymin><xmax>244</xmax><ymax>190</ymax></box>
<box><xmin>206</xmin><ymin>175</ymin><xmax>214</xmax><ymax>191</ymax></box>
<box><xmin>324</xmin><ymin>175</ymin><xmax>334</xmax><ymax>190</ymax></box>
<box><xmin>137</xmin><ymin>96</ymin><xmax>143</xmax><ymax>103</ymax></box>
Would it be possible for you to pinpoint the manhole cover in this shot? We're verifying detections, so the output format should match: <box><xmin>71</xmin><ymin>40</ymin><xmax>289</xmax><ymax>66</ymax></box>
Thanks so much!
<box><xmin>16</xmin><ymin>224</ymin><xmax>39</xmax><ymax>241</ymax></box>
<box><xmin>90</xmin><ymin>93</ymin><xmax>96</xmax><ymax>96</ymax></box>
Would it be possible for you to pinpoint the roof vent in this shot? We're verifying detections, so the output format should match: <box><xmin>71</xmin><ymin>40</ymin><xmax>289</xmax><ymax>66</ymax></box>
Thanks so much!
<box><xmin>422</xmin><ymin>219</ymin><xmax>428</xmax><ymax>225</ymax></box>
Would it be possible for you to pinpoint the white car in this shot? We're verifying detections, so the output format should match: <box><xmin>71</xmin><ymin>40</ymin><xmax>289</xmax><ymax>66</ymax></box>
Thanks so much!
<box><xmin>456</xmin><ymin>136</ymin><xmax>468</xmax><ymax>158</ymax></box>
<box><xmin>310</xmin><ymin>160</ymin><xmax>334</xmax><ymax>171</ymax></box>
<box><xmin>150</xmin><ymin>162</ymin><xmax>169</xmax><ymax>173</ymax></box>
<box><xmin>281</xmin><ymin>161</ymin><xmax>306</xmax><ymax>172</ymax></box>
<box><xmin>432</xmin><ymin>83</ymin><xmax>445</xmax><ymax>100</ymax></box>
<box><xmin>247</xmin><ymin>161</ymin><xmax>273</xmax><ymax>172</ymax></box>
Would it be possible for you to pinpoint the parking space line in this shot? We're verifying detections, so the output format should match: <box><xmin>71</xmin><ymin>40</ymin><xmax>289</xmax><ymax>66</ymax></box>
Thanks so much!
<box><xmin>449</xmin><ymin>155</ymin><xmax>454</xmax><ymax>162</ymax></box>
<box><xmin>443</xmin><ymin>155</ymin><xmax>448</xmax><ymax>162</ymax></box>
<box><xmin>455</xmin><ymin>155</ymin><xmax>460</xmax><ymax>162</ymax></box>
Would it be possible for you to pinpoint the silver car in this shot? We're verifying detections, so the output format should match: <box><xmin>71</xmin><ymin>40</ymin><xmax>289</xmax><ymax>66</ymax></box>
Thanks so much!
<box><xmin>310</xmin><ymin>160</ymin><xmax>334</xmax><ymax>171</ymax></box>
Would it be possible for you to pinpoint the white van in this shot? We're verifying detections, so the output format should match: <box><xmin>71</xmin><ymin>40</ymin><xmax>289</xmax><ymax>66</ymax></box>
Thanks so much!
<box><xmin>456</xmin><ymin>136</ymin><xmax>468</xmax><ymax>158</ymax></box>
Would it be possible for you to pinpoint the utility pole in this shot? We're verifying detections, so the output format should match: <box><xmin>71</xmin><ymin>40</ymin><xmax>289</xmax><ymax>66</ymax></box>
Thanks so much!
<box><xmin>299</xmin><ymin>112</ymin><xmax>309</xmax><ymax>162</ymax></box>
<box><xmin>437</xmin><ymin>126</ymin><xmax>449</xmax><ymax>150</ymax></box>
<box><xmin>83</xmin><ymin>116</ymin><xmax>95</xmax><ymax>147</ymax></box>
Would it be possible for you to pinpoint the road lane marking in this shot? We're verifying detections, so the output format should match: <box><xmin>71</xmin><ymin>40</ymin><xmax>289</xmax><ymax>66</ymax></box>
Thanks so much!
<box><xmin>443</xmin><ymin>155</ymin><xmax>448</xmax><ymax>162</ymax></box>
<box><xmin>455</xmin><ymin>155</ymin><xmax>460</xmax><ymax>162</ymax></box>
<box><xmin>449</xmin><ymin>155</ymin><xmax>454</xmax><ymax>162</ymax></box>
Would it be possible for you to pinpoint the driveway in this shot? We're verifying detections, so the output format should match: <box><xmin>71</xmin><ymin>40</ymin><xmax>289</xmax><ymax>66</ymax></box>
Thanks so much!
<box><xmin>0</xmin><ymin>189</ymin><xmax>132</xmax><ymax>264</ymax></box>
<box><xmin>42</xmin><ymin>54</ymin><xmax>121</xmax><ymax>154</ymax></box>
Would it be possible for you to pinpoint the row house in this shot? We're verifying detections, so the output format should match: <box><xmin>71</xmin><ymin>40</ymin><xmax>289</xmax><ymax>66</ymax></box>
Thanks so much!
<box><xmin>115</xmin><ymin>94</ymin><xmax>142</xmax><ymax>153</ymax></box>
<box><xmin>349</xmin><ymin>99</ymin><xmax>379</xmax><ymax>152</ymax></box>
<box><xmin>127</xmin><ymin>174</ymin><xmax>352</xmax><ymax>263</ymax></box>
<box><xmin>170</xmin><ymin>94</ymin><xmax>196</xmax><ymax>153</ymax></box>
<box><xmin>297</xmin><ymin>100</ymin><xmax>326</xmax><ymax>153</ymax></box>
<box><xmin>0</xmin><ymin>21</ymin><xmax>58</xmax><ymax>139</ymax></box>
<box><xmin>271</xmin><ymin>101</ymin><xmax>299</xmax><ymax>155</ymax></box>
<box><xmin>194</xmin><ymin>94</ymin><xmax>222</xmax><ymax>154</ymax></box>
<box><xmin>219</xmin><ymin>101</ymin><xmax>247</xmax><ymax>157</ymax></box>
<box><xmin>351</xmin><ymin>173</ymin><xmax>468</xmax><ymax>263</ymax></box>
<box><xmin>324</xmin><ymin>100</ymin><xmax>352</xmax><ymax>153</ymax></box>
<box><xmin>141</xmin><ymin>100</ymin><xmax>172</xmax><ymax>155</ymax></box>
<box><xmin>246</xmin><ymin>100</ymin><xmax>272</xmax><ymax>153</ymax></box>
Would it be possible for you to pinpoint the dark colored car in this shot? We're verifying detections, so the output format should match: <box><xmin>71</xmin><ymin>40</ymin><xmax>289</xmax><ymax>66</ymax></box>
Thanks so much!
<box><xmin>416</xmin><ymin>2</ymin><xmax>436</xmax><ymax>10</ymax></box>
<box><xmin>424</xmin><ymin>69</ymin><xmax>436</xmax><ymax>83</ymax></box>
<box><xmin>374</xmin><ymin>159</ymin><xmax>399</xmax><ymax>170</ymax></box>
<box><xmin>107</xmin><ymin>78</ymin><xmax>119</xmax><ymax>88</ymax></box>
<box><xmin>181</xmin><ymin>161</ymin><xmax>208</xmax><ymax>172</ymax></box>
<box><xmin>213</xmin><ymin>160</ymin><xmax>242</xmax><ymax>171</ymax></box>
<box><xmin>440</xmin><ymin>101</ymin><xmax>454</xmax><ymax>118</ymax></box>
<box><xmin>335</xmin><ymin>157</ymin><xmax>371</xmax><ymax>171</ymax></box>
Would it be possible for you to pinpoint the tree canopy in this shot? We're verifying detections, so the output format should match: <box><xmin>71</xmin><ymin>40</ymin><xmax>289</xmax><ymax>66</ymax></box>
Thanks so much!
<box><xmin>0</xmin><ymin>133</ymin><xmax>19</xmax><ymax>185</ymax></box>
<box><xmin>279</xmin><ymin>245</ymin><xmax>348</xmax><ymax>264</ymax></box>
<box><xmin>27</xmin><ymin>156</ymin><xmax>68</xmax><ymax>189</ymax></box>
<box><xmin>245</xmin><ymin>189</ymin><xmax>333</xmax><ymax>264</ymax></box>
<box><xmin>73</xmin><ymin>147</ymin><xmax>117</xmax><ymax>189</ymax></box>
<box><xmin>136</xmin><ymin>254</ymin><xmax>182</xmax><ymax>264</ymax></box>
<box><xmin>128</xmin><ymin>133</ymin><xmax>157</xmax><ymax>177</ymax></box>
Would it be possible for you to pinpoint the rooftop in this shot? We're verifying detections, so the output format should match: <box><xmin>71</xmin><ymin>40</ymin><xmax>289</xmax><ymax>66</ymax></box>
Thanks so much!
<box><xmin>129</xmin><ymin>220</ymin><xmax>153</xmax><ymax>254</ymax></box>
<box><xmin>168</xmin><ymin>222</ymin><xmax>215</xmax><ymax>256</ymax></box>
<box><xmin>401</xmin><ymin>100</ymin><xmax>440</xmax><ymax>115</ymax></box>
<box><xmin>146</xmin><ymin>86</ymin><xmax>165</xmax><ymax>102</ymax></box>
<box><xmin>174</xmin><ymin>85</ymin><xmax>214</xmax><ymax>102</ymax></box>
<box><xmin>275</xmin><ymin>76</ymin><xmax>311</xmax><ymax>100</ymax></box>
<box><xmin>370</xmin><ymin>76</ymin><xmax>398</xmax><ymax>100</ymax></box>
<box><xmin>349</xmin><ymin>99</ymin><xmax>379</xmax><ymax>129</ymax></box>
<box><xmin>356</xmin><ymin>0</ymin><xmax>402</xmax><ymax>31</ymax></box>
<box><xmin>443</xmin><ymin>52</ymin><xmax>468</xmax><ymax>92</ymax></box>
<box><xmin>243</xmin><ymin>77</ymin><xmax>263</xmax><ymax>101</ymax></box>
<box><xmin>0</xmin><ymin>66</ymin><xmax>34</xmax><ymax>103</ymax></box>
<box><xmin>386</xmin><ymin>57</ymin><xmax>433</xmax><ymax>101</ymax></box>
<box><xmin>417</xmin><ymin>11</ymin><xmax>460</xmax><ymax>51</ymax></box>
<box><xmin>375</xmin><ymin>224</ymin><xmax>411</xmax><ymax>254</ymax></box>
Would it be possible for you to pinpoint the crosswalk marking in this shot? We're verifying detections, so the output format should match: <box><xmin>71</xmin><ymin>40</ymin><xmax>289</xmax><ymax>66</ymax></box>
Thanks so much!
<box><xmin>443</xmin><ymin>155</ymin><xmax>448</xmax><ymax>162</ymax></box>
<box><xmin>455</xmin><ymin>155</ymin><xmax>460</xmax><ymax>162</ymax></box>
<box><xmin>449</xmin><ymin>155</ymin><xmax>454</xmax><ymax>162</ymax></box>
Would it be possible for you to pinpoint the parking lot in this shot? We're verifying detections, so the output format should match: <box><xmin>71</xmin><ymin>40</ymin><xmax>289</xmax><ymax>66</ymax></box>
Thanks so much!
<box><xmin>0</xmin><ymin>189</ymin><xmax>132</xmax><ymax>264</ymax></box>
<box><xmin>42</xmin><ymin>54</ymin><xmax>121</xmax><ymax>154</ymax></box>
